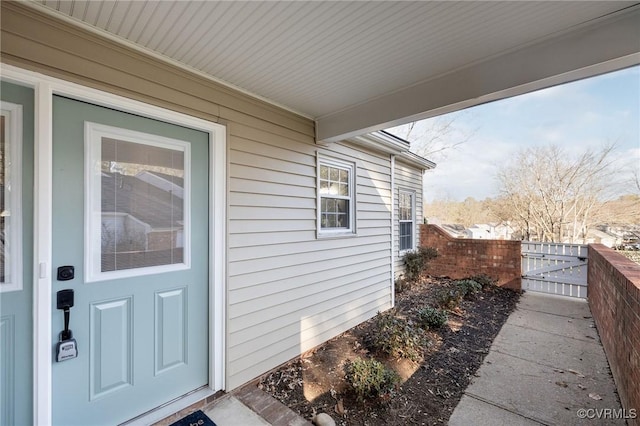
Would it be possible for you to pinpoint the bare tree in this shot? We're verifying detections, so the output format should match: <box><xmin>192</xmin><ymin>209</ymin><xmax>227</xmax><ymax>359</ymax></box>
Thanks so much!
<box><xmin>495</xmin><ymin>143</ymin><xmax>620</xmax><ymax>243</ymax></box>
<box><xmin>388</xmin><ymin>114</ymin><xmax>474</xmax><ymax>161</ymax></box>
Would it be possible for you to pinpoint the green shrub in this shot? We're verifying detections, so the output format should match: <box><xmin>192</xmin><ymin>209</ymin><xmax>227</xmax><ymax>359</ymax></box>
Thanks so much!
<box><xmin>436</xmin><ymin>287</ymin><xmax>463</xmax><ymax>310</ymax></box>
<box><xmin>468</xmin><ymin>274</ymin><xmax>497</xmax><ymax>289</ymax></box>
<box><xmin>344</xmin><ymin>357</ymin><xmax>399</xmax><ymax>401</ymax></box>
<box><xmin>417</xmin><ymin>306</ymin><xmax>448</xmax><ymax>329</ymax></box>
<box><xmin>372</xmin><ymin>311</ymin><xmax>425</xmax><ymax>361</ymax></box>
<box><xmin>455</xmin><ymin>279</ymin><xmax>482</xmax><ymax>299</ymax></box>
<box><xmin>403</xmin><ymin>246</ymin><xmax>438</xmax><ymax>281</ymax></box>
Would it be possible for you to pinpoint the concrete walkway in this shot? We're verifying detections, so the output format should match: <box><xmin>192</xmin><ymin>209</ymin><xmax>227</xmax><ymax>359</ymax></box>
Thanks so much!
<box><xmin>450</xmin><ymin>291</ymin><xmax>624</xmax><ymax>425</ymax></box>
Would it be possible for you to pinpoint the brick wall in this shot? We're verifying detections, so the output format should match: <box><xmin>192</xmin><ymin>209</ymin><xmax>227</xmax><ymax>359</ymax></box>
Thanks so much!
<box><xmin>588</xmin><ymin>244</ymin><xmax>640</xmax><ymax>423</ymax></box>
<box><xmin>420</xmin><ymin>224</ymin><xmax>521</xmax><ymax>289</ymax></box>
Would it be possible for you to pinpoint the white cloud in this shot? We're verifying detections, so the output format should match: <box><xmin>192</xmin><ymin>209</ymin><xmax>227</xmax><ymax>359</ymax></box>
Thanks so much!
<box><xmin>422</xmin><ymin>134</ymin><xmax>513</xmax><ymax>202</ymax></box>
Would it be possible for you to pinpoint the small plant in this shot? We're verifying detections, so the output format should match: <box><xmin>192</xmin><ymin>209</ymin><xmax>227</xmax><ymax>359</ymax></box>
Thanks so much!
<box><xmin>455</xmin><ymin>279</ymin><xmax>482</xmax><ymax>299</ymax></box>
<box><xmin>468</xmin><ymin>274</ymin><xmax>497</xmax><ymax>289</ymax></box>
<box><xmin>344</xmin><ymin>357</ymin><xmax>400</xmax><ymax>401</ymax></box>
<box><xmin>436</xmin><ymin>287</ymin><xmax>463</xmax><ymax>310</ymax></box>
<box><xmin>395</xmin><ymin>276</ymin><xmax>411</xmax><ymax>294</ymax></box>
<box><xmin>417</xmin><ymin>306</ymin><xmax>448</xmax><ymax>329</ymax></box>
<box><xmin>371</xmin><ymin>311</ymin><xmax>426</xmax><ymax>361</ymax></box>
<box><xmin>403</xmin><ymin>246</ymin><xmax>438</xmax><ymax>282</ymax></box>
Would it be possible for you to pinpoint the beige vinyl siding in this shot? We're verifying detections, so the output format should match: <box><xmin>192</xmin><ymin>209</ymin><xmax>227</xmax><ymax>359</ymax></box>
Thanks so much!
<box><xmin>2</xmin><ymin>1</ymin><xmax>395</xmax><ymax>391</ymax></box>
<box><xmin>227</xmin><ymin>138</ymin><xmax>393</xmax><ymax>387</ymax></box>
<box><xmin>393</xmin><ymin>160</ymin><xmax>424</xmax><ymax>278</ymax></box>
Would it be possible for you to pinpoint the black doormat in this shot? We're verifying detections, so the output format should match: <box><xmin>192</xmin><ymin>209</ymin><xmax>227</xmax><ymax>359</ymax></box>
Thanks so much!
<box><xmin>169</xmin><ymin>410</ymin><xmax>217</xmax><ymax>426</ymax></box>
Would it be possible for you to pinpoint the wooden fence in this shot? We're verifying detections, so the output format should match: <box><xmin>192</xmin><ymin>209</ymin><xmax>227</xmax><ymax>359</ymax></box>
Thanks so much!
<box><xmin>521</xmin><ymin>241</ymin><xmax>588</xmax><ymax>298</ymax></box>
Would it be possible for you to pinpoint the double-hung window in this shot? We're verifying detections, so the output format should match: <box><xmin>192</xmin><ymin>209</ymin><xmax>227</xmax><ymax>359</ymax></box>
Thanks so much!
<box><xmin>399</xmin><ymin>190</ymin><xmax>415</xmax><ymax>252</ymax></box>
<box><xmin>318</xmin><ymin>156</ymin><xmax>354</xmax><ymax>235</ymax></box>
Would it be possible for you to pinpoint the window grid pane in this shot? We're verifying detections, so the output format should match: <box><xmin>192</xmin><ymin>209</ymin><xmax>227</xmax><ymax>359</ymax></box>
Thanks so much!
<box><xmin>399</xmin><ymin>191</ymin><xmax>414</xmax><ymax>251</ymax></box>
<box><xmin>100</xmin><ymin>137</ymin><xmax>185</xmax><ymax>272</ymax></box>
<box><xmin>319</xmin><ymin>165</ymin><xmax>350</xmax><ymax>198</ymax></box>
<box><xmin>399</xmin><ymin>222</ymin><xmax>413</xmax><ymax>251</ymax></box>
<box><xmin>319</xmin><ymin>161</ymin><xmax>352</xmax><ymax>230</ymax></box>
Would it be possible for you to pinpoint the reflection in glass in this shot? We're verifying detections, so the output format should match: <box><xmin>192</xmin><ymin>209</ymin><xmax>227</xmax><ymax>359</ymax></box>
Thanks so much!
<box><xmin>400</xmin><ymin>192</ymin><xmax>412</xmax><ymax>220</ymax></box>
<box><xmin>100</xmin><ymin>137</ymin><xmax>185</xmax><ymax>272</ymax></box>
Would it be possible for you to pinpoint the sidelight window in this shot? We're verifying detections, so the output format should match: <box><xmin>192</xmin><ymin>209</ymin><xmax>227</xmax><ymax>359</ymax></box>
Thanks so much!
<box><xmin>0</xmin><ymin>102</ymin><xmax>23</xmax><ymax>292</ymax></box>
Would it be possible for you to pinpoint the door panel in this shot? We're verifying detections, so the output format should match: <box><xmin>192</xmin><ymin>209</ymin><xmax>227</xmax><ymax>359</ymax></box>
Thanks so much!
<box><xmin>89</xmin><ymin>296</ymin><xmax>133</xmax><ymax>400</ymax></box>
<box><xmin>52</xmin><ymin>96</ymin><xmax>209</xmax><ymax>425</ymax></box>
<box><xmin>0</xmin><ymin>81</ymin><xmax>35</xmax><ymax>426</ymax></box>
<box><xmin>155</xmin><ymin>287</ymin><xmax>188</xmax><ymax>373</ymax></box>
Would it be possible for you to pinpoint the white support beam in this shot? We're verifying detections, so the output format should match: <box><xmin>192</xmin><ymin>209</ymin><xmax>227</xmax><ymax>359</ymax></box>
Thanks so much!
<box><xmin>316</xmin><ymin>7</ymin><xmax>640</xmax><ymax>143</ymax></box>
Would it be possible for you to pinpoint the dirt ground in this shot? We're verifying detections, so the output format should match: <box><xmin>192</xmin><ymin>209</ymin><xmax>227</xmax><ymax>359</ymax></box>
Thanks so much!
<box><xmin>258</xmin><ymin>276</ymin><xmax>521</xmax><ymax>425</ymax></box>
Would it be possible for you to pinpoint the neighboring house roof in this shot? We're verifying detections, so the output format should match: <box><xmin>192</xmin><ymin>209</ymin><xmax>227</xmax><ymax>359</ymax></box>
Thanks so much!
<box><xmin>102</xmin><ymin>172</ymin><xmax>183</xmax><ymax>229</ymax></box>
<box><xmin>440</xmin><ymin>224</ymin><xmax>469</xmax><ymax>238</ymax></box>
<box><xmin>136</xmin><ymin>170</ymin><xmax>185</xmax><ymax>199</ymax></box>
<box><xmin>585</xmin><ymin>229</ymin><xmax>620</xmax><ymax>246</ymax></box>
<box><xmin>468</xmin><ymin>224</ymin><xmax>492</xmax><ymax>233</ymax></box>
<box><xmin>588</xmin><ymin>229</ymin><xmax>612</xmax><ymax>238</ymax></box>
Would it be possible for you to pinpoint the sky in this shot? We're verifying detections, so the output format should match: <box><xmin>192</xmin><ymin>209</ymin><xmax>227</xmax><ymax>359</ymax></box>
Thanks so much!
<box><xmin>388</xmin><ymin>65</ymin><xmax>640</xmax><ymax>203</ymax></box>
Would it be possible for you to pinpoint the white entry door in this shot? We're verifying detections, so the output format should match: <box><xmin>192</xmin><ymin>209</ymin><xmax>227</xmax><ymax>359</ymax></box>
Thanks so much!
<box><xmin>51</xmin><ymin>95</ymin><xmax>210</xmax><ymax>425</ymax></box>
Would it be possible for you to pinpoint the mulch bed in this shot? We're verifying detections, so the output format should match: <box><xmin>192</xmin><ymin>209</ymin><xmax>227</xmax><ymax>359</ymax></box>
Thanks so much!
<box><xmin>258</xmin><ymin>276</ymin><xmax>521</xmax><ymax>425</ymax></box>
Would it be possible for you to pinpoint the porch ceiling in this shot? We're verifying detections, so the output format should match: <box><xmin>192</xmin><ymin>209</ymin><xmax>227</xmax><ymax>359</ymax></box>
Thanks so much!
<box><xmin>34</xmin><ymin>1</ymin><xmax>640</xmax><ymax>142</ymax></box>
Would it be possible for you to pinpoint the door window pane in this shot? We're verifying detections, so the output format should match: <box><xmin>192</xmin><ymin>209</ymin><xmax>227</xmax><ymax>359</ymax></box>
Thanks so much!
<box><xmin>86</xmin><ymin>123</ymin><xmax>191</xmax><ymax>281</ymax></box>
<box><xmin>100</xmin><ymin>138</ymin><xmax>185</xmax><ymax>272</ymax></box>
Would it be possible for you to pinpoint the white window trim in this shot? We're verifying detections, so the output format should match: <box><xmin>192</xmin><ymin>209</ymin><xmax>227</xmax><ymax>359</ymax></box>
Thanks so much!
<box><xmin>398</xmin><ymin>189</ymin><xmax>416</xmax><ymax>255</ymax></box>
<box><xmin>84</xmin><ymin>122</ymin><xmax>191</xmax><ymax>283</ymax></box>
<box><xmin>317</xmin><ymin>154</ymin><xmax>356</xmax><ymax>237</ymax></box>
<box><xmin>0</xmin><ymin>101</ymin><xmax>23</xmax><ymax>293</ymax></box>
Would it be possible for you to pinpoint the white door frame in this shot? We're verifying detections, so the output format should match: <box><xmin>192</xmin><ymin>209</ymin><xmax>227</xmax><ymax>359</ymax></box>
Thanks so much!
<box><xmin>0</xmin><ymin>64</ymin><xmax>226</xmax><ymax>426</ymax></box>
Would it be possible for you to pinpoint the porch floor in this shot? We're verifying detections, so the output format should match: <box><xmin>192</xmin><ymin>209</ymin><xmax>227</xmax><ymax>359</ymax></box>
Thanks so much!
<box><xmin>450</xmin><ymin>291</ymin><xmax>624</xmax><ymax>425</ymax></box>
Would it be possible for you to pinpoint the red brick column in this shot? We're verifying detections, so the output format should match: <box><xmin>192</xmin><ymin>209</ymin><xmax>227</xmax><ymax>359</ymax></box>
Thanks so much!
<box><xmin>588</xmin><ymin>244</ymin><xmax>640</xmax><ymax>424</ymax></box>
<box><xmin>419</xmin><ymin>224</ymin><xmax>521</xmax><ymax>289</ymax></box>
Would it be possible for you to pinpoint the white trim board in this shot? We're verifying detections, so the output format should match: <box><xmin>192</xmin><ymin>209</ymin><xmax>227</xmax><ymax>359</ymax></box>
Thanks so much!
<box><xmin>0</xmin><ymin>63</ymin><xmax>227</xmax><ymax>426</ymax></box>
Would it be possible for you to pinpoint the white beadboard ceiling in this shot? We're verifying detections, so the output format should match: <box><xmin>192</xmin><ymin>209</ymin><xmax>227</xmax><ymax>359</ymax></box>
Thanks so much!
<box><xmin>34</xmin><ymin>1</ymin><xmax>640</xmax><ymax>141</ymax></box>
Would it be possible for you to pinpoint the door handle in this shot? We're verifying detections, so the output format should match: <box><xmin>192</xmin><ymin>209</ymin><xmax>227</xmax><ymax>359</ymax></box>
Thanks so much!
<box><xmin>56</xmin><ymin>289</ymin><xmax>78</xmax><ymax>361</ymax></box>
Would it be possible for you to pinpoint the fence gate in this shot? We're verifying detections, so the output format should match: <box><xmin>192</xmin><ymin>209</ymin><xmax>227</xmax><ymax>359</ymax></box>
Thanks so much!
<box><xmin>521</xmin><ymin>242</ymin><xmax>588</xmax><ymax>298</ymax></box>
